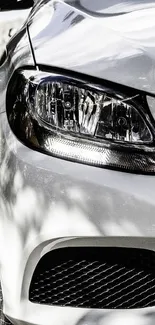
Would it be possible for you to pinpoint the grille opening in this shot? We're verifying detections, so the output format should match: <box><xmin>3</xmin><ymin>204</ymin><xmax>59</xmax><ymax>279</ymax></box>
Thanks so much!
<box><xmin>29</xmin><ymin>247</ymin><xmax>155</xmax><ymax>309</ymax></box>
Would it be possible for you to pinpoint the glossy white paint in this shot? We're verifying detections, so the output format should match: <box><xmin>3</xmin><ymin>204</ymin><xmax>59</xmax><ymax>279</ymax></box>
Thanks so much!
<box><xmin>1</xmin><ymin>109</ymin><xmax>155</xmax><ymax>324</ymax></box>
<box><xmin>0</xmin><ymin>9</ymin><xmax>31</xmax><ymax>56</ymax></box>
<box><xmin>0</xmin><ymin>9</ymin><xmax>30</xmax><ymax>22</ymax></box>
<box><xmin>1</xmin><ymin>1</ymin><xmax>155</xmax><ymax>325</ymax></box>
<box><xmin>29</xmin><ymin>0</ymin><xmax>155</xmax><ymax>94</ymax></box>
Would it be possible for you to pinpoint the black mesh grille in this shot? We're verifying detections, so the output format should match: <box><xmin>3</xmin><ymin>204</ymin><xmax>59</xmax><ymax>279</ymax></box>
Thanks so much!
<box><xmin>29</xmin><ymin>247</ymin><xmax>155</xmax><ymax>309</ymax></box>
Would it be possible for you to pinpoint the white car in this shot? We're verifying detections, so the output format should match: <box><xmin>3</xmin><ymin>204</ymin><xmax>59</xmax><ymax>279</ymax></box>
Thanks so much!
<box><xmin>1</xmin><ymin>1</ymin><xmax>155</xmax><ymax>325</ymax></box>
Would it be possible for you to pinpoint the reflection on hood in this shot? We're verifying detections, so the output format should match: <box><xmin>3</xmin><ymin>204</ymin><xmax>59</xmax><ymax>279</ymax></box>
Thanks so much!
<box><xmin>66</xmin><ymin>0</ymin><xmax>155</xmax><ymax>16</ymax></box>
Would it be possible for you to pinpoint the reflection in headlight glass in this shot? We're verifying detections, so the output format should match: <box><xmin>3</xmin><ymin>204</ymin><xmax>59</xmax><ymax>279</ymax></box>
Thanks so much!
<box><xmin>34</xmin><ymin>80</ymin><xmax>152</xmax><ymax>144</ymax></box>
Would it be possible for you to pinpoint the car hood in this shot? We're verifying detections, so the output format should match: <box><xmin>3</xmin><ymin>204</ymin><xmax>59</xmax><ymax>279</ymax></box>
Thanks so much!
<box><xmin>28</xmin><ymin>0</ymin><xmax>155</xmax><ymax>94</ymax></box>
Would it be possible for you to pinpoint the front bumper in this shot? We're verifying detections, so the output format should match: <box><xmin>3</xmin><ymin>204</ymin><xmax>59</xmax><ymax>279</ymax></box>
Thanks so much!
<box><xmin>1</xmin><ymin>112</ymin><xmax>155</xmax><ymax>324</ymax></box>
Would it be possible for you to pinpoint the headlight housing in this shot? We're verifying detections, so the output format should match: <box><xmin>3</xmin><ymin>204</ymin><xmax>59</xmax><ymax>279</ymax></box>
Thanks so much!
<box><xmin>6</xmin><ymin>68</ymin><xmax>155</xmax><ymax>174</ymax></box>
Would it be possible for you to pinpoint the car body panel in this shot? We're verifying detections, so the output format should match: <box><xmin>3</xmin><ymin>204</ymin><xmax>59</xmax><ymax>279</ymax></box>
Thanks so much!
<box><xmin>1</xmin><ymin>110</ymin><xmax>155</xmax><ymax>324</ymax></box>
<box><xmin>0</xmin><ymin>24</ymin><xmax>34</xmax><ymax>114</ymax></box>
<box><xmin>1</xmin><ymin>1</ymin><xmax>155</xmax><ymax>325</ymax></box>
<box><xmin>0</xmin><ymin>8</ymin><xmax>31</xmax><ymax>61</ymax></box>
<box><xmin>28</xmin><ymin>0</ymin><xmax>155</xmax><ymax>95</ymax></box>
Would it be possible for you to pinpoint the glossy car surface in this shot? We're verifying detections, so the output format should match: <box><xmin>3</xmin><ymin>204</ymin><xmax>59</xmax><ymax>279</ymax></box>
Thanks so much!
<box><xmin>1</xmin><ymin>1</ymin><xmax>155</xmax><ymax>325</ymax></box>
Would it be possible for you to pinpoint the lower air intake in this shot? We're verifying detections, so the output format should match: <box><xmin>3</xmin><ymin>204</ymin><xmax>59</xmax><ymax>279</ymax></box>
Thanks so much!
<box><xmin>29</xmin><ymin>247</ymin><xmax>155</xmax><ymax>309</ymax></box>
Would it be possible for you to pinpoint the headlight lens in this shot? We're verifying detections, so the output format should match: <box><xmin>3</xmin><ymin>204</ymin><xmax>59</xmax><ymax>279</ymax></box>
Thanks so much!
<box><xmin>35</xmin><ymin>79</ymin><xmax>152</xmax><ymax>144</ymax></box>
<box><xmin>6</xmin><ymin>69</ymin><xmax>155</xmax><ymax>174</ymax></box>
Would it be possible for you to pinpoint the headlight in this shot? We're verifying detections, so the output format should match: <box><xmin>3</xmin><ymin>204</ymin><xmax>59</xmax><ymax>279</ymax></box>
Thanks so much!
<box><xmin>6</xmin><ymin>68</ymin><xmax>155</xmax><ymax>174</ymax></box>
